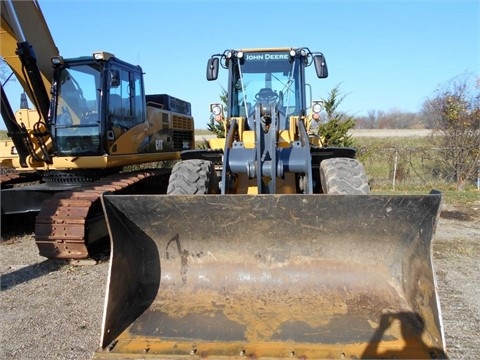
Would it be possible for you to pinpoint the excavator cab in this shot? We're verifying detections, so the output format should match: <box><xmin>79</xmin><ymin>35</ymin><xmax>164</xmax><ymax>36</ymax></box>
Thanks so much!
<box><xmin>50</xmin><ymin>53</ymin><xmax>145</xmax><ymax>156</ymax></box>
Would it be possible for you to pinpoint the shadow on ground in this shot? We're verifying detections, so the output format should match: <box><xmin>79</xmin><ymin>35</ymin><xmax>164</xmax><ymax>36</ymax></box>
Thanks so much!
<box><xmin>1</xmin><ymin>260</ymin><xmax>66</xmax><ymax>291</ymax></box>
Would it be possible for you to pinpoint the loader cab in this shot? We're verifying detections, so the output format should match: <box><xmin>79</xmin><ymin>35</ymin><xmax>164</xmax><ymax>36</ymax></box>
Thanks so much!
<box><xmin>50</xmin><ymin>52</ymin><xmax>146</xmax><ymax>156</ymax></box>
<box><xmin>207</xmin><ymin>48</ymin><xmax>328</xmax><ymax>130</ymax></box>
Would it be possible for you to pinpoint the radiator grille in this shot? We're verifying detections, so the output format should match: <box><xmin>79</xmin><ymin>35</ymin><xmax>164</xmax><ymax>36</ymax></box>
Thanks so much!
<box><xmin>172</xmin><ymin>115</ymin><xmax>194</xmax><ymax>131</ymax></box>
<box><xmin>173</xmin><ymin>130</ymin><xmax>194</xmax><ymax>150</ymax></box>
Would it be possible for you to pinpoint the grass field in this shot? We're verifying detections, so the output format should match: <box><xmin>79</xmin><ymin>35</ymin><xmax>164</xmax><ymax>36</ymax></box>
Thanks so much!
<box><xmin>1</xmin><ymin>129</ymin><xmax>477</xmax><ymax>205</ymax></box>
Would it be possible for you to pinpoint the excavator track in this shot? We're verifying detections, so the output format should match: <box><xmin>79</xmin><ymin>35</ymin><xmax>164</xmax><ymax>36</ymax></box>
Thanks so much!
<box><xmin>0</xmin><ymin>172</ymin><xmax>21</xmax><ymax>184</ymax></box>
<box><xmin>35</xmin><ymin>168</ymin><xmax>170</xmax><ymax>260</ymax></box>
<box><xmin>0</xmin><ymin>171</ymin><xmax>42</xmax><ymax>188</ymax></box>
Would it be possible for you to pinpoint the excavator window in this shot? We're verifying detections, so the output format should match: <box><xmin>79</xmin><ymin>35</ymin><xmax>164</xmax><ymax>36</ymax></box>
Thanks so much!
<box><xmin>109</xmin><ymin>94</ymin><xmax>123</xmax><ymax>115</ymax></box>
<box><xmin>52</xmin><ymin>63</ymin><xmax>102</xmax><ymax>155</ymax></box>
<box><xmin>108</xmin><ymin>67</ymin><xmax>145</xmax><ymax>133</ymax></box>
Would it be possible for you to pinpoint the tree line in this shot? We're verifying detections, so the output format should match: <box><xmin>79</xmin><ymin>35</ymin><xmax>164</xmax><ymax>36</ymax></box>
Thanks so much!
<box><xmin>323</xmin><ymin>73</ymin><xmax>479</xmax><ymax>190</ymax></box>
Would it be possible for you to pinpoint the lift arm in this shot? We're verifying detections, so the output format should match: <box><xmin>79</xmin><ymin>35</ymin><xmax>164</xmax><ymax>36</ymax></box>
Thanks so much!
<box><xmin>1</xmin><ymin>0</ymin><xmax>58</xmax><ymax>122</ymax></box>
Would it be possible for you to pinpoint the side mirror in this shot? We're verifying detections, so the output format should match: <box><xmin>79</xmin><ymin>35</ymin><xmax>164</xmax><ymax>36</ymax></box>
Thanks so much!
<box><xmin>206</xmin><ymin>57</ymin><xmax>219</xmax><ymax>81</ymax></box>
<box><xmin>314</xmin><ymin>54</ymin><xmax>328</xmax><ymax>78</ymax></box>
<box><xmin>110</xmin><ymin>69</ymin><xmax>120</xmax><ymax>88</ymax></box>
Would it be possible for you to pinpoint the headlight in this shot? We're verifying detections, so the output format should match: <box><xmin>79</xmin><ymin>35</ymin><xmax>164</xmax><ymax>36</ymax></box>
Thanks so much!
<box><xmin>311</xmin><ymin>100</ymin><xmax>323</xmax><ymax>121</ymax></box>
<box><xmin>51</xmin><ymin>56</ymin><xmax>64</xmax><ymax>66</ymax></box>
<box><xmin>211</xmin><ymin>104</ymin><xmax>222</xmax><ymax>116</ymax></box>
<box><xmin>312</xmin><ymin>102</ymin><xmax>323</xmax><ymax>113</ymax></box>
<box><xmin>93</xmin><ymin>51</ymin><xmax>115</xmax><ymax>61</ymax></box>
<box><xmin>312</xmin><ymin>100</ymin><xmax>324</xmax><ymax>113</ymax></box>
<box><xmin>210</xmin><ymin>104</ymin><xmax>223</xmax><ymax>121</ymax></box>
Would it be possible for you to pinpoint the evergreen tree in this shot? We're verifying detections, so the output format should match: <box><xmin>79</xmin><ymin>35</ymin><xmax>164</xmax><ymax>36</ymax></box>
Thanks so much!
<box><xmin>317</xmin><ymin>84</ymin><xmax>355</xmax><ymax>147</ymax></box>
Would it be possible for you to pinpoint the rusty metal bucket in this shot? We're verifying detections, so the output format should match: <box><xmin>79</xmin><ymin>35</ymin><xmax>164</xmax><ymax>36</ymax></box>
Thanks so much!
<box><xmin>96</xmin><ymin>192</ymin><xmax>447</xmax><ymax>359</ymax></box>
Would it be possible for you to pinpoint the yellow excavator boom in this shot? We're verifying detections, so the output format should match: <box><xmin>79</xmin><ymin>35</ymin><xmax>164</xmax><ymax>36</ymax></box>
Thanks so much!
<box><xmin>1</xmin><ymin>0</ymin><xmax>58</xmax><ymax>102</ymax></box>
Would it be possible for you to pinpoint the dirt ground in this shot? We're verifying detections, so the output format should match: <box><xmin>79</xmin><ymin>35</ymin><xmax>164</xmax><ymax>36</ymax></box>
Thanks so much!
<box><xmin>1</xmin><ymin>198</ymin><xmax>479</xmax><ymax>360</ymax></box>
<box><xmin>430</xmin><ymin>201</ymin><xmax>480</xmax><ymax>358</ymax></box>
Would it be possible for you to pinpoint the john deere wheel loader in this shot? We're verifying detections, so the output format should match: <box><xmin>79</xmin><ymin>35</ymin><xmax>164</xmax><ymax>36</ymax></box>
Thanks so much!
<box><xmin>98</xmin><ymin>48</ymin><xmax>447</xmax><ymax>358</ymax></box>
<box><xmin>1</xmin><ymin>0</ymin><xmax>194</xmax><ymax>259</ymax></box>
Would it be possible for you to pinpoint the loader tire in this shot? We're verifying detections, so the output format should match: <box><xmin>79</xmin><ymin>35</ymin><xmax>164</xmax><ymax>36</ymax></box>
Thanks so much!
<box><xmin>167</xmin><ymin>159</ymin><xmax>219</xmax><ymax>195</ymax></box>
<box><xmin>320</xmin><ymin>157</ymin><xmax>370</xmax><ymax>194</ymax></box>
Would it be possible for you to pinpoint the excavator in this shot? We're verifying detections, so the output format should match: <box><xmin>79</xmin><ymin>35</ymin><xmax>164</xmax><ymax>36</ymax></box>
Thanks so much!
<box><xmin>97</xmin><ymin>48</ymin><xmax>447</xmax><ymax>358</ymax></box>
<box><xmin>0</xmin><ymin>0</ymin><xmax>194</xmax><ymax>259</ymax></box>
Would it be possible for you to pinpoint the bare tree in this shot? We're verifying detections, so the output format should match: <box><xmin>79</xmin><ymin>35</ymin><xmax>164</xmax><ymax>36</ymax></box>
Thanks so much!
<box><xmin>0</xmin><ymin>57</ymin><xmax>15</xmax><ymax>84</ymax></box>
<box><xmin>355</xmin><ymin>109</ymin><xmax>379</xmax><ymax>129</ymax></box>
<box><xmin>0</xmin><ymin>57</ymin><xmax>7</xmax><ymax>80</ymax></box>
<box><xmin>424</xmin><ymin>73</ymin><xmax>480</xmax><ymax>190</ymax></box>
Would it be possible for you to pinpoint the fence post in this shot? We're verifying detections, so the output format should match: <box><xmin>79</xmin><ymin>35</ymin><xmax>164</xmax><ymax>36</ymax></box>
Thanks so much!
<box><xmin>477</xmin><ymin>161</ymin><xmax>480</xmax><ymax>190</ymax></box>
<box><xmin>392</xmin><ymin>147</ymin><xmax>398</xmax><ymax>191</ymax></box>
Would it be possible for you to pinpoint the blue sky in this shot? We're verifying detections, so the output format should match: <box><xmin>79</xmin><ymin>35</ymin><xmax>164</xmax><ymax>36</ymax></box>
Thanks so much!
<box><xmin>2</xmin><ymin>0</ymin><xmax>479</xmax><ymax>129</ymax></box>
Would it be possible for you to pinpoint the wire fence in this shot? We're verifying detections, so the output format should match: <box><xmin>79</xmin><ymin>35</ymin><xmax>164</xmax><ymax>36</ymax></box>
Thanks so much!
<box><xmin>357</xmin><ymin>146</ymin><xmax>480</xmax><ymax>191</ymax></box>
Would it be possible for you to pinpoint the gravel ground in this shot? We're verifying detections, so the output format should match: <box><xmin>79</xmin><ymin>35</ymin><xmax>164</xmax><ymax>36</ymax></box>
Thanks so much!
<box><xmin>0</xmin><ymin>232</ymin><xmax>109</xmax><ymax>359</ymax></box>
<box><xmin>1</xmin><ymin>200</ymin><xmax>479</xmax><ymax>360</ymax></box>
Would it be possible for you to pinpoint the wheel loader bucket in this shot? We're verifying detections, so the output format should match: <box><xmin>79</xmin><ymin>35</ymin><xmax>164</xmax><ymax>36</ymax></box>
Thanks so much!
<box><xmin>96</xmin><ymin>192</ymin><xmax>447</xmax><ymax>359</ymax></box>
